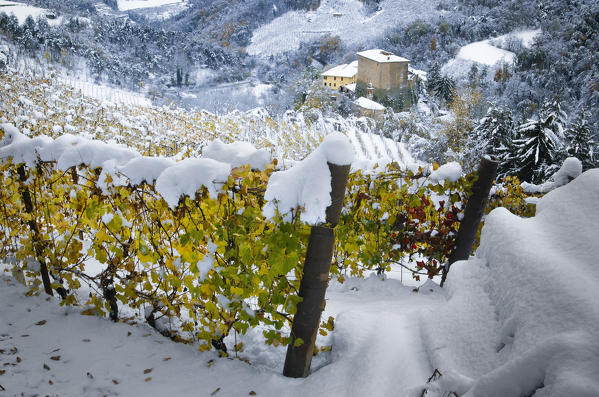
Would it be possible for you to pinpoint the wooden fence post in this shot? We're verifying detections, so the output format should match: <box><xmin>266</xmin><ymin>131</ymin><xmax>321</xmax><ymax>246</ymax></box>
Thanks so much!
<box><xmin>283</xmin><ymin>162</ymin><xmax>350</xmax><ymax>378</ymax></box>
<box><xmin>440</xmin><ymin>157</ymin><xmax>498</xmax><ymax>287</ymax></box>
<box><xmin>17</xmin><ymin>164</ymin><xmax>53</xmax><ymax>296</ymax></box>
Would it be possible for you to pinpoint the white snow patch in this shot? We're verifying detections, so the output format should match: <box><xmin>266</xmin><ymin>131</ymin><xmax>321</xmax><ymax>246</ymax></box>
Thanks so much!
<box><xmin>118</xmin><ymin>156</ymin><xmax>176</xmax><ymax>186</ymax></box>
<box><xmin>521</xmin><ymin>157</ymin><xmax>582</xmax><ymax>194</ymax></box>
<box><xmin>263</xmin><ymin>132</ymin><xmax>353</xmax><ymax>224</ymax></box>
<box><xmin>202</xmin><ymin>139</ymin><xmax>272</xmax><ymax>171</ymax></box>
<box><xmin>0</xmin><ymin>0</ymin><xmax>63</xmax><ymax>25</ymax></box>
<box><xmin>443</xmin><ymin>29</ymin><xmax>541</xmax><ymax>79</ymax></box>
<box><xmin>429</xmin><ymin>162</ymin><xmax>462</xmax><ymax>183</ymax></box>
<box><xmin>155</xmin><ymin>158</ymin><xmax>231</xmax><ymax>209</ymax></box>
<box><xmin>116</xmin><ymin>0</ymin><xmax>185</xmax><ymax>11</ymax></box>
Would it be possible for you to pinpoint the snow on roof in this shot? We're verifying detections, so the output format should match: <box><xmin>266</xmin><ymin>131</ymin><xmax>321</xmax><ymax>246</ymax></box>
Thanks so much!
<box><xmin>354</xmin><ymin>97</ymin><xmax>385</xmax><ymax>111</ymax></box>
<box><xmin>357</xmin><ymin>49</ymin><xmax>409</xmax><ymax>63</ymax></box>
<box><xmin>322</xmin><ymin>61</ymin><xmax>358</xmax><ymax>78</ymax></box>
<box><xmin>344</xmin><ymin>83</ymin><xmax>356</xmax><ymax>92</ymax></box>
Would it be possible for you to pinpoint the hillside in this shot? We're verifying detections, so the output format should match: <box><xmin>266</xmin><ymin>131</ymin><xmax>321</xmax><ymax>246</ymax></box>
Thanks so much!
<box><xmin>0</xmin><ymin>69</ymin><xmax>418</xmax><ymax>167</ymax></box>
<box><xmin>247</xmin><ymin>0</ymin><xmax>441</xmax><ymax>57</ymax></box>
<box><xmin>2</xmin><ymin>0</ymin><xmax>599</xmax><ymax>393</ymax></box>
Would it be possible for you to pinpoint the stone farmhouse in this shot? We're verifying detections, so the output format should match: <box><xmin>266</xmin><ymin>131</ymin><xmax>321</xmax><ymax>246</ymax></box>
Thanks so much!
<box><xmin>321</xmin><ymin>49</ymin><xmax>421</xmax><ymax>115</ymax></box>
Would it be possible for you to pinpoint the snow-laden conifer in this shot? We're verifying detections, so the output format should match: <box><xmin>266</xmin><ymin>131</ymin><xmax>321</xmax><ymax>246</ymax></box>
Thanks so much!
<box><xmin>512</xmin><ymin>100</ymin><xmax>567</xmax><ymax>183</ymax></box>
<box><xmin>565</xmin><ymin>109</ymin><xmax>597</xmax><ymax>170</ymax></box>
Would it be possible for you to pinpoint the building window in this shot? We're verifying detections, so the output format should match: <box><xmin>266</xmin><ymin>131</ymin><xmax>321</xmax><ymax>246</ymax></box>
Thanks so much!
<box><xmin>324</xmin><ymin>76</ymin><xmax>327</xmax><ymax>80</ymax></box>
<box><xmin>334</xmin><ymin>76</ymin><xmax>337</xmax><ymax>81</ymax></box>
<box><xmin>334</xmin><ymin>83</ymin><xmax>336</xmax><ymax>87</ymax></box>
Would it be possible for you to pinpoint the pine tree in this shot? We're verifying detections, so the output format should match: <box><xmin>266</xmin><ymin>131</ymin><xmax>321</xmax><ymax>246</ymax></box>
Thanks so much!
<box><xmin>466</xmin><ymin>106</ymin><xmax>516</xmax><ymax>174</ymax></box>
<box><xmin>176</xmin><ymin>67</ymin><xmax>182</xmax><ymax>87</ymax></box>
<box><xmin>512</xmin><ymin>100</ymin><xmax>566</xmax><ymax>183</ymax></box>
<box><xmin>427</xmin><ymin>63</ymin><xmax>441</xmax><ymax>94</ymax></box>
<box><xmin>435</xmin><ymin>75</ymin><xmax>455</xmax><ymax>103</ymax></box>
<box><xmin>565</xmin><ymin>109</ymin><xmax>597</xmax><ymax>170</ymax></box>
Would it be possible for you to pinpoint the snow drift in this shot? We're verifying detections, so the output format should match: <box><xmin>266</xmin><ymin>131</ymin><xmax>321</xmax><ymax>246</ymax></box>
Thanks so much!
<box><xmin>422</xmin><ymin>169</ymin><xmax>599</xmax><ymax>396</ymax></box>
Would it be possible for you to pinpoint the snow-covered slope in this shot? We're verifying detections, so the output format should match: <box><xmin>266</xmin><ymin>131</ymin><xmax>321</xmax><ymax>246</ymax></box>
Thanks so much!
<box><xmin>117</xmin><ymin>0</ymin><xmax>185</xmax><ymax>11</ymax></box>
<box><xmin>0</xmin><ymin>0</ymin><xmax>63</xmax><ymax>25</ymax></box>
<box><xmin>116</xmin><ymin>0</ymin><xmax>190</xmax><ymax>20</ymax></box>
<box><xmin>0</xmin><ymin>70</ymin><xmax>419</xmax><ymax>168</ymax></box>
<box><xmin>60</xmin><ymin>76</ymin><xmax>152</xmax><ymax>107</ymax></box>
<box><xmin>422</xmin><ymin>169</ymin><xmax>599</xmax><ymax>396</ymax></box>
<box><xmin>247</xmin><ymin>0</ymin><xmax>441</xmax><ymax>56</ymax></box>
<box><xmin>443</xmin><ymin>29</ymin><xmax>541</xmax><ymax>79</ymax></box>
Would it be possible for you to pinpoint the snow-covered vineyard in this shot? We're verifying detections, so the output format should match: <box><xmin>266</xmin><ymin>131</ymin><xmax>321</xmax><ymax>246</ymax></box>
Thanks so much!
<box><xmin>0</xmin><ymin>62</ymin><xmax>598</xmax><ymax>397</ymax></box>
<box><xmin>1</xmin><ymin>115</ymin><xmax>598</xmax><ymax>396</ymax></box>
<box><xmin>0</xmin><ymin>70</ymin><xmax>417</xmax><ymax>169</ymax></box>
<box><xmin>1</xmin><ymin>0</ymin><xmax>599</xmax><ymax>393</ymax></box>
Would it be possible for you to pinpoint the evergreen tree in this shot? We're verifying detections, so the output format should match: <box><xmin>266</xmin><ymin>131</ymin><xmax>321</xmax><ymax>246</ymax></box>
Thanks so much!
<box><xmin>435</xmin><ymin>75</ymin><xmax>455</xmax><ymax>103</ymax></box>
<box><xmin>176</xmin><ymin>67</ymin><xmax>182</xmax><ymax>87</ymax></box>
<box><xmin>426</xmin><ymin>63</ymin><xmax>441</xmax><ymax>94</ymax></box>
<box><xmin>512</xmin><ymin>100</ymin><xmax>566</xmax><ymax>183</ymax></box>
<box><xmin>466</xmin><ymin>106</ymin><xmax>516</xmax><ymax>174</ymax></box>
<box><xmin>565</xmin><ymin>109</ymin><xmax>597</xmax><ymax>170</ymax></box>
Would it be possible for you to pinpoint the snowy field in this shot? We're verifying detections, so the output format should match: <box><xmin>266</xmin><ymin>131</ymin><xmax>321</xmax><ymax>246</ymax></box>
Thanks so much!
<box><xmin>0</xmin><ymin>0</ymin><xmax>63</xmax><ymax>25</ymax></box>
<box><xmin>115</xmin><ymin>0</ymin><xmax>190</xmax><ymax>20</ymax></box>
<box><xmin>60</xmin><ymin>76</ymin><xmax>152</xmax><ymax>108</ymax></box>
<box><xmin>443</xmin><ymin>30</ymin><xmax>541</xmax><ymax>80</ymax></box>
<box><xmin>116</xmin><ymin>0</ymin><xmax>186</xmax><ymax>11</ymax></box>
<box><xmin>1</xmin><ymin>168</ymin><xmax>598</xmax><ymax>396</ymax></box>
<box><xmin>247</xmin><ymin>0</ymin><xmax>440</xmax><ymax>56</ymax></box>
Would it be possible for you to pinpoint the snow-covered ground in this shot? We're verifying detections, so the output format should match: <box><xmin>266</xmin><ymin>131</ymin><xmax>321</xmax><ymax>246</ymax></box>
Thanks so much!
<box><xmin>443</xmin><ymin>29</ymin><xmax>541</xmax><ymax>80</ymax></box>
<box><xmin>60</xmin><ymin>76</ymin><xmax>152</xmax><ymax>107</ymax></box>
<box><xmin>0</xmin><ymin>272</ymin><xmax>438</xmax><ymax>396</ymax></box>
<box><xmin>2</xmin><ymin>168</ymin><xmax>598</xmax><ymax>396</ymax></box>
<box><xmin>0</xmin><ymin>0</ymin><xmax>63</xmax><ymax>25</ymax></box>
<box><xmin>247</xmin><ymin>0</ymin><xmax>440</xmax><ymax>56</ymax></box>
<box><xmin>116</xmin><ymin>0</ymin><xmax>186</xmax><ymax>11</ymax></box>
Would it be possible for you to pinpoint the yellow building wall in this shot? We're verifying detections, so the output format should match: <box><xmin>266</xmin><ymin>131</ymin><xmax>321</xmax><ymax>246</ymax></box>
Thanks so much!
<box><xmin>321</xmin><ymin>74</ymin><xmax>356</xmax><ymax>89</ymax></box>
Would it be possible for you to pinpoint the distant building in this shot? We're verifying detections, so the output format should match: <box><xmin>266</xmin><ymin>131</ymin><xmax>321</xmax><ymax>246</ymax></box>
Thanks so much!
<box><xmin>353</xmin><ymin>96</ymin><xmax>386</xmax><ymax>119</ymax></box>
<box><xmin>356</xmin><ymin>49</ymin><xmax>410</xmax><ymax>91</ymax></box>
<box><xmin>321</xmin><ymin>49</ymin><xmax>420</xmax><ymax>112</ymax></box>
<box><xmin>321</xmin><ymin>61</ymin><xmax>358</xmax><ymax>90</ymax></box>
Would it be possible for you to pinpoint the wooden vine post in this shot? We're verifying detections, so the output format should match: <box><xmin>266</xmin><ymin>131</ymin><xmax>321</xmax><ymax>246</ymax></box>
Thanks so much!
<box><xmin>440</xmin><ymin>156</ymin><xmax>498</xmax><ymax>287</ymax></box>
<box><xmin>17</xmin><ymin>164</ymin><xmax>53</xmax><ymax>296</ymax></box>
<box><xmin>283</xmin><ymin>162</ymin><xmax>350</xmax><ymax>378</ymax></box>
